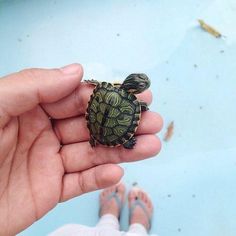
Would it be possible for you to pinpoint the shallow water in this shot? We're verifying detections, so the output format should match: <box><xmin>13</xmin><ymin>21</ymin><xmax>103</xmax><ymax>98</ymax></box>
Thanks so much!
<box><xmin>1</xmin><ymin>0</ymin><xmax>236</xmax><ymax>235</ymax></box>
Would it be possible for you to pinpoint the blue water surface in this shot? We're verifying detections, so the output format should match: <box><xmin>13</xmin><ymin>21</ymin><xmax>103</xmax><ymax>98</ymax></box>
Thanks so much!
<box><xmin>0</xmin><ymin>1</ymin><xmax>236</xmax><ymax>235</ymax></box>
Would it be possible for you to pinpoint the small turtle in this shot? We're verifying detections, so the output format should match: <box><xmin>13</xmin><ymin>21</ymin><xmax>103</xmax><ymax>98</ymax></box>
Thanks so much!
<box><xmin>85</xmin><ymin>74</ymin><xmax>150</xmax><ymax>149</ymax></box>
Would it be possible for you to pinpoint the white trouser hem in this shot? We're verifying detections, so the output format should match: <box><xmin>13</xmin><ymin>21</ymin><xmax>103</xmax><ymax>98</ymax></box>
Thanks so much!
<box><xmin>96</xmin><ymin>213</ymin><xmax>120</xmax><ymax>230</ymax></box>
<box><xmin>128</xmin><ymin>223</ymin><xmax>148</xmax><ymax>236</ymax></box>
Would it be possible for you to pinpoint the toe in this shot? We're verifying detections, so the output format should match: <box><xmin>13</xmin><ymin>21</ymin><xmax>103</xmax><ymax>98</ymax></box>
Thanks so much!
<box><xmin>142</xmin><ymin>192</ymin><xmax>153</xmax><ymax>212</ymax></box>
<box><xmin>117</xmin><ymin>182</ymin><xmax>126</xmax><ymax>193</ymax></box>
<box><xmin>107</xmin><ymin>186</ymin><xmax>113</xmax><ymax>195</ymax></box>
<box><xmin>117</xmin><ymin>183</ymin><xmax>126</xmax><ymax>200</ymax></box>
<box><xmin>147</xmin><ymin>196</ymin><xmax>153</xmax><ymax>209</ymax></box>
<box><xmin>143</xmin><ymin>192</ymin><xmax>149</xmax><ymax>203</ymax></box>
<box><xmin>138</xmin><ymin>191</ymin><xmax>143</xmax><ymax>200</ymax></box>
<box><xmin>128</xmin><ymin>189</ymin><xmax>138</xmax><ymax>205</ymax></box>
<box><xmin>139</xmin><ymin>190</ymin><xmax>148</xmax><ymax>203</ymax></box>
<box><xmin>100</xmin><ymin>185</ymin><xmax>114</xmax><ymax>200</ymax></box>
<box><xmin>100</xmin><ymin>183</ymin><xmax>125</xmax><ymax>204</ymax></box>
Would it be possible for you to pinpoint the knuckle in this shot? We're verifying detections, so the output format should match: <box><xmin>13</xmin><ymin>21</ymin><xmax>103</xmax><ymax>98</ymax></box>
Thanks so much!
<box><xmin>94</xmin><ymin>167</ymin><xmax>101</xmax><ymax>188</ymax></box>
<box><xmin>60</xmin><ymin>147</ymin><xmax>68</xmax><ymax>171</ymax></box>
<box><xmin>19</xmin><ymin>68</ymin><xmax>62</xmax><ymax>80</ymax></box>
<box><xmin>78</xmin><ymin>173</ymin><xmax>87</xmax><ymax>194</ymax></box>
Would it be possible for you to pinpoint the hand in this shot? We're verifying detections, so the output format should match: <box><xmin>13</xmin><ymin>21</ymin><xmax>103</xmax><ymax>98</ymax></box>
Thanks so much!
<box><xmin>0</xmin><ymin>64</ymin><xmax>163</xmax><ymax>235</ymax></box>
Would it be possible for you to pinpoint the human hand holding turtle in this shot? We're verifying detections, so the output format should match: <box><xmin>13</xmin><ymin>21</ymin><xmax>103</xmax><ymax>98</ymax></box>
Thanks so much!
<box><xmin>0</xmin><ymin>64</ymin><xmax>163</xmax><ymax>235</ymax></box>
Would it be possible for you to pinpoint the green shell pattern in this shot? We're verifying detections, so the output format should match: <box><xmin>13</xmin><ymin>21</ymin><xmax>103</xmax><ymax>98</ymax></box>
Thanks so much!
<box><xmin>86</xmin><ymin>82</ymin><xmax>141</xmax><ymax>146</ymax></box>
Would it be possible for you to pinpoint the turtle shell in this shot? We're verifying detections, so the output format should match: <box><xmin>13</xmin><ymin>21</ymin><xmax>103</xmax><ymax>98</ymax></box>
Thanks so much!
<box><xmin>86</xmin><ymin>82</ymin><xmax>141</xmax><ymax>147</ymax></box>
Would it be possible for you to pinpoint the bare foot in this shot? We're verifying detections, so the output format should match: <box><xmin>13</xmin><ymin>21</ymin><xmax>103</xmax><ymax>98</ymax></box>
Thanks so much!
<box><xmin>128</xmin><ymin>188</ymin><xmax>153</xmax><ymax>231</ymax></box>
<box><xmin>99</xmin><ymin>183</ymin><xmax>126</xmax><ymax>218</ymax></box>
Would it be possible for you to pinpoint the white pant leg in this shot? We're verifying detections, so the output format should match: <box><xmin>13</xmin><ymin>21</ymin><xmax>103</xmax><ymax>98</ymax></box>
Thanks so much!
<box><xmin>48</xmin><ymin>224</ymin><xmax>97</xmax><ymax>236</ymax></box>
<box><xmin>126</xmin><ymin>223</ymin><xmax>148</xmax><ymax>236</ymax></box>
<box><xmin>49</xmin><ymin>214</ymin><xmax>121</xmax><ymax>236</ymax></box>
<box><xmin>49</xmin><ymin>215</ymin><xmax>158</xmax><ymax>236</ymax></box>
<box><xmin>49</xmin><ymin>222</ymin><xmax>122</xmax><ymax>236</ymax></box>
<box><xmin>96</xmin><ymin>214</ymin><xmax>120</xmax><ymax>230</ymax></box>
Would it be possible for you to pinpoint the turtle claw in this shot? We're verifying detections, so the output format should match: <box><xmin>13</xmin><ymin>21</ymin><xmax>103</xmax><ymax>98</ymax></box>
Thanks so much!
<box><xmin>84</xmin><ymin>79</ymin><xmax>99</xmax><ymax>86</ymax></box>
<box><xmin>123</xmin><ymin>137</ymin><xmax>136</xmax><ymax>149</ymax></box>
<box><xmin>89</xmin><ymin>136</ymin><xmax>97</xmax><ymax>147</ymax></box>
<box><xmin>140</xmin><ymin>101</ymin><xmax>149</xmax><ymax>112</ymax></box>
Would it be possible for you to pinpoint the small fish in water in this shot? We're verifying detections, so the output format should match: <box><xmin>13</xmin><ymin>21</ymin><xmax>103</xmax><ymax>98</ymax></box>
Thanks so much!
<box><xmin>198</xmin><ymin>19</ymin><xmax>222</xmax><ymax>38</ymax></box>
<box><xmin>164</xmin><ymin>121</ymin><xmax>174</xmax><ymax>142</ymax></box>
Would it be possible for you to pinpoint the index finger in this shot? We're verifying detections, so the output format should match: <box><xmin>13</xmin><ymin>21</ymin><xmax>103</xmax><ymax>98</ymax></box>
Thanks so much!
<box><xmin>0</xmin><ymin>64</ymin><xmax>82</xmax><ymax>128</ymax></box>
<box><xmin>42</xmin><ymin>83</ymin><xmax>153</xmax><ymax>119</ymax></box>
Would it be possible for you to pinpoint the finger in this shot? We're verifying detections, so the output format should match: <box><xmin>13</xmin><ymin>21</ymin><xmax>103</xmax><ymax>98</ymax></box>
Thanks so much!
<box><xmin>0</xmin><ymin>64</ymin><xmax>83</xmax><ymax>128</ymax></box>
<box><xmin>54</xmin><ymin>111</ymin><xmax>163</xmax><ymax>144</ymax></box>
<box><xmin>0</xmin><ymin>117</ymin><xmax>17</xmax><ymax>165</ymax></box>
<box><xmin>60</xmin><ymin>134</ymin><xmax>161</xmax><ymax>173</ymax></box>
<box><xmin>42</xmin><ymin>85</ymin><xmax>153</xmax><ymax>119</ymax></box>
<box><xmin>60</xmin><ymin>164</ymin><xmax>124</xmax><ymax>202</ymax></box>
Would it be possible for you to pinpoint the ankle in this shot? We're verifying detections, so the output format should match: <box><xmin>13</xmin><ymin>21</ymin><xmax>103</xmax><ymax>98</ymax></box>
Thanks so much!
<box><xmin>130</xmin><ymin>216</ymin><xmax>149</xmax><ymax>231</ymax></box>
<box><xmin>100</xmin><ymin>207</ymin><xmax>119</xmax><ymax>218</ymax></box>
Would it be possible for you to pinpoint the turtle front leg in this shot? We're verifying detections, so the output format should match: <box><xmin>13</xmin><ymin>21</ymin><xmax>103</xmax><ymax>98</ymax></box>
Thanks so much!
<box><xmin>84</xmin><ymin>79</ymin><xmax>100</xmax><ymax>86</ymax></box>
<box><xmin>89</xmin><ymin>136</ymin><xmax>97</xmax><ymax>147</ymax></box>
<box><xmin>123</xmin><ymin>137</ymin><xmax>136</xmax><ymax>149</ymax></box>
<box><xmin>140</xmin><ymin>101</ymin><xmax>149</xmax><ymax>111</ymax></box>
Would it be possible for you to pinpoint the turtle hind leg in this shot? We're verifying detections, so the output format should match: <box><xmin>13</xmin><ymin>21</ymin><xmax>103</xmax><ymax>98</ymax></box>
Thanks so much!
<box><xmin>84</xmin><ymin>79</ymin><xmax>99</xmax><ymax>85</ymax></box>
<box><xmin>123</xmin><ymin>137</ymin><xmax>136</xmax><ymax>149</ymax></box>
<box><xmin>89</xmin><ymin>136</ymin><xmax>97</xmax><ymax>147</ymax></box>
<box><xmin>140</xmin><ymin>101</ymin><xmax>149</xmax><ymax>111</ymax></box>
<box><xmin>113</xmin><ymin>82</ymin><xmax>122</xmax><ymax>88</ymax></box>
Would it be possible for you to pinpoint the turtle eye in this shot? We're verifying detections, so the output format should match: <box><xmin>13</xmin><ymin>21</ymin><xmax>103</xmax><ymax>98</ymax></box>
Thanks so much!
<box><xmin>139</xmin><ymin>82</ymin><xmax>145</xmax><ymax>88</ymax></box>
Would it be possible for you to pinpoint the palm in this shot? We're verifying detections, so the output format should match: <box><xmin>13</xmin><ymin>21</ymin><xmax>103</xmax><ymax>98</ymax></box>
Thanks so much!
<box><xmin>0</xmin><ymin>106</ymin><xmax>64</xmax><ymax>234</ymax></box>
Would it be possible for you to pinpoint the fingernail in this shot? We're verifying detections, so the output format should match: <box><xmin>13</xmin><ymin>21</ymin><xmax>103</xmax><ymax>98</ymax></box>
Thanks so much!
<box><xmin>60</xmin><ymin>63</ymin><xmax>82</xmax><ymax>75</ymax></box>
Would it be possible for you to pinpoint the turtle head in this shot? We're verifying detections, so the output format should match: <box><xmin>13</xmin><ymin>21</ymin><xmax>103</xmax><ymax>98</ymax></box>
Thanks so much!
<box><xmin>121</xmin><ymin>73</ymin><xmax>150</xmax><ymax>94</ymax></box>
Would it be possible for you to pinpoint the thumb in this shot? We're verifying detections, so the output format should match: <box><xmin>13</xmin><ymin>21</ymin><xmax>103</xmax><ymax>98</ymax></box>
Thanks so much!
<box><xmin>0</xmin><ymin>63</ymin><xmax>83</xmax><ymax>128</ymax></box>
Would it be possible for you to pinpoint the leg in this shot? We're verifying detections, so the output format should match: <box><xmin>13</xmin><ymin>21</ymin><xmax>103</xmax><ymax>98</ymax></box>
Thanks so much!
<box><xmin>127</xmin><ymin>224</ymin><xmax>149</xmax><ymax>236</ymax></box>
<box><xmin>123</xmin><ymin>137</ymin><xmax>136</xmax><ymax>149</ymax></box>
<box><xmin>96</xmin><ymin>214</ymin><xmax>120</xmax><ymax>231</ymax></box>
<box><xmin>127</xmin><ymin>188</ymin><xmax>153</xmax><ymax>235</ymax></box>
<box><xmin>140</xmin><ymin>101</ymin><xmax>149</xmax><ymax>112</ymax></box>
<box><xmin>84</xmin><ymin>79</ymin><xmax>100</xmax><ymax>85</ymax></box>
<box><xmin>89</xmin><ymin>136</ymin><xmax>97</xmax><ymax>147</ymax></box>
<box><xmin>49</xmin><ymin>224</ymin><xmax>96</xmax><ymax>236</ymax></box>
<box><xmin>96</xmin><ymin>183</ymin><xmax>126</xmax><ymax>230</ymax></box>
